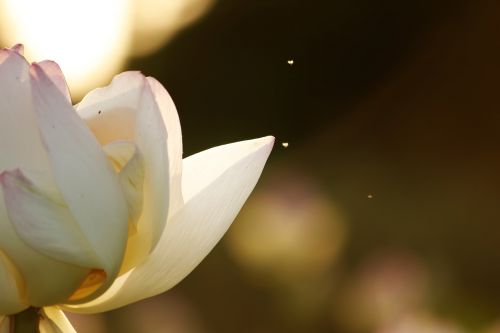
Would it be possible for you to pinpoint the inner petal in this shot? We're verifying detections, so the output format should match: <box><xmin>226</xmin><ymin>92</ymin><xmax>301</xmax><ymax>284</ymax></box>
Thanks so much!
<box><xmin>103</xmin><ymin>141</ymin><xmax>145</xmax><ymax>230</ymax></box>
<box><xmin>103</xmin><ymin>141</ymin><xmax>148</xmax><ymax>275</ymax></box>
<box><xmin>77</xmin><ymin>73</ymin><xmax>174</xmax><ymax>273</ymax></box>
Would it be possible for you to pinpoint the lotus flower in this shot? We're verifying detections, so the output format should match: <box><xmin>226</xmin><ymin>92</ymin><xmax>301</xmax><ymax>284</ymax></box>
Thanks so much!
<box><xmin>0</xmin><ymin>45</ymin><xmax>274</xmax><ymax>332</ymax></box>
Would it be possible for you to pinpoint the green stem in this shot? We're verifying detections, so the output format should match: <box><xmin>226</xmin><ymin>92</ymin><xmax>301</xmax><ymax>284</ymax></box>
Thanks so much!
<box><xmin>10</xmin><ymin>308</ymin><xmax>40</xmax><ymax>333</ymax></box>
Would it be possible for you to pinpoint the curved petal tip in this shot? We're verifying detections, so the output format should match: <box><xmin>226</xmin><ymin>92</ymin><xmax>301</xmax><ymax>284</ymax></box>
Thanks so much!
<box><xmin>11</xmin><ymin>44</ymin><xmax>24</xmax><ymax>55</ymax></box>
<box><xmin>255</xmin><ymin>135</ymin><xmax>275</xmax><ymax>150</ymax></box>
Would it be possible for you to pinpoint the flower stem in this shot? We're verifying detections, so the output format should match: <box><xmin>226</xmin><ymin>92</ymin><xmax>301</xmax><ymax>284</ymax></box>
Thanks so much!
<box><xmin>10</xmin><ymin>308</ymin><xmax>40</xmax><ymax>333</ymax></box>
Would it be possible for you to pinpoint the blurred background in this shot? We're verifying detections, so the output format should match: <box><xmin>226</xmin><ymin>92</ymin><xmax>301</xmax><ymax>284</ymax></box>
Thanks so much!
<box><xmin>3</xmin><ymin>0</ymin><xmax>500</xmax><ymax>332</ymax></box>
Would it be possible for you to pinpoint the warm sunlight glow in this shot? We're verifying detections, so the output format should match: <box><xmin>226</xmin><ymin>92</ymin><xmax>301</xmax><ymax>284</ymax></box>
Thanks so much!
<box><xmin>131</xmin><ymin>0</ymin><xmax>215</xmax><ymax>57</ymax></box>
<box><xmin>0</xmin><ymin>0</ymin><xmax>132</xmax><ymax>98</ymax></box>
<box><xmin>0</xmin><ymin>0</ymin><xmax>215</xmax><ymax>99</ymax></box>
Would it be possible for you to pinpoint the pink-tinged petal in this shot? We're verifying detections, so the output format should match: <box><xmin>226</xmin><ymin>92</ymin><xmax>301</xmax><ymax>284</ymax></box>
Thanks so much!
<box><xmin>0</xmin><ymin>48</ymin><xmax>90</xmax><ymax>307</ymax></box>
<box><xmin>65</xmin><ymin>136</ymin><xmax>274</xmax><ymax>313</ymax></box>
<box><xmin>30</xmin><ymin>64</ymin><xmax>129</xmax><ymax>297</ymax></box>
<box><xmin>0</xmin><ymin>250</ymin><xmax>26</xmax><ymax>315</ymax></box>
<box><xmin>77</xmin><ymin>72</ymin><xmax>182</xmax><ymax>271</ymax></box>
<box><xmin>0</xmin><ymin>170</ymin><xmax>102</xmax><ymax>269</ymax></box>
<box><xmin>10</xmin><ymin>44</ymin><xmax>24</xmax><ymax>55</ymax></box>
<box><xmin>39</xmin><ymin>307</ymin><xmax>76</xmax><ymax>333</ymax></box>
<box><xmin>0</xmin><ymin>49</ymin><xmax>53</xmax><ymax>190</ymax></box>
<box><xmin>36</xmin><ymin>61</ymin><xmax>71</xmax><ymax>102</ymax></box>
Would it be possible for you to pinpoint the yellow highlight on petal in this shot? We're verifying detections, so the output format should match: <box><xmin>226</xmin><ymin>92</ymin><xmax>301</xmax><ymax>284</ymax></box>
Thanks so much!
<box><xmin>68</xmin><ymin>269</ymin><xmax>107</xmax><ymax>302</ymax></box>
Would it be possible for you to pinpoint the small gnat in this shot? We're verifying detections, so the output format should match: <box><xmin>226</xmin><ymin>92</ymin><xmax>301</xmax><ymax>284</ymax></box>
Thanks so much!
<box><xmin>282</xmin><ymin>142</ymin><xmax>289</xmax><ymax>148</ymax></box>
<box><xmin>287</xmin><ymin>59</ymin><xmax>294</xmax><ymax>65</ymax></box>
<box><xmin>367</xmin><ymin>194</ymin><xmax>373</xmax><ymax>199</ymax></box>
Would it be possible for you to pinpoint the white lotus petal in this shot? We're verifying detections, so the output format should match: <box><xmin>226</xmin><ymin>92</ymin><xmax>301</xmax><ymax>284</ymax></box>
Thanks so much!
<box><xmin>0</xmin><ymin>48</ymin><xmax>90</xmax><ymax>307</ymax></box>
<box><xmin>0</xmin><ymin>250</ymin><xmax>26</xmax><ymax>315</ymax></box>
<box><xmin>146</xmin><ymin>77</ymin><xmax>183</xmax><ymax>217</ymax></box>
<box><xmin>10</xmin><ymin>44</ymin><xmax>24</xmax><ymax>55</ymax></box>
<box><xmin>0</xmin><ymin>196</ymin><xmax>89</xmax><ymax>306</ymax></box>
<box><xmin>76</xmin><ymin>72</ymin><xmax>143</xmax><ymax>144</ymax></box>
<box><xmin>36</xmin><ymin>61</ymin><xmax>71</xmax><ymax>102</ymax></box>
<box><xmin>29</xmin><ymin>63</ymin><xmax>129</xmax><ymax>296</ymax></box>
<box><xmin>0</xmin><ymin>169</ymin><xmax>101</xmax><ymax>268</ymax></box>
<box><xmin>0</xmin><ymin>48</ymin><xmax>54</xmax><ymax>192</ymax></box>
<box><xmin>77</xmin><ymin>72</ymin><xmax>182</xmax><ymax>270</ymax></box>
<box><xmin>39</xmin><ymin>307</ymin><xmax>76</xmax><ymax>333</ymax></box>
<box><xmin>65</xmin><ymin>136</ymin><xmax>274</xmax><ymax>313</ymax></box>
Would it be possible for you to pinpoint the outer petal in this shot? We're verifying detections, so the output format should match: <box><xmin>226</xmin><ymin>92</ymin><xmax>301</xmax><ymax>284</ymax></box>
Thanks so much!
<box><xmin>36</xmin><ymin>61</ymin><xmax>71</xmax><ymax>102</ymax></box>
<box><xmin>65</xmin><ymin>136</ymin><xmax>274</xmax><ymax>313</ymax></box>
<box><xmin>76</xmin><ymin>72</ymin><xmax>183</xmax><ymax>271</ymax></box>
<box><xmin>145</xmin><ymin>77</ymin><xmax>183</xmax><ymax>216</ymax></box>
<box><xmin>0</xmin><ymin>48</ymin><xmax>90</xmax><ymax>306</ymax></box>
<box><xmin>30</xmin><ymin>64</ymin><xmax>129</xmax><ymax>296</ymax></box>
<box><xmin>0</xmin><ymin>251</ymin><xmax>26</xmax><ymax>315</ymax></box>
<box><xmin>0</xmin><ymin>170</ymin><xmax>101</xmax><ymax>268</ymax></box>
<box><xmin>39</xmin><ymin>307</ymin><xmax>76</xmax><ymax>333</ymax></box>
<box><xmin>0</xmin><ymin>48</ymin><xmax>54</xmax><ymax>195</ymax></box>
<box><xmin>11</xmin><ymin>44</ymin><xmax>24</xmax><ymax>55</ymax></box>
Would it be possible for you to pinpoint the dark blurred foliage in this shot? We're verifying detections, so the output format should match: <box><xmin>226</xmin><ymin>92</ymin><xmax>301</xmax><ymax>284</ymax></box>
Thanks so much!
<box><xmin>131</xmin><ymin>0</ymin><xmax>467</xmax><ymax>153</ymax></box>
<box><xmin>96</xmin><ymin>0</ymin><xmax>500</xmax><ymax>332</ymax></box>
